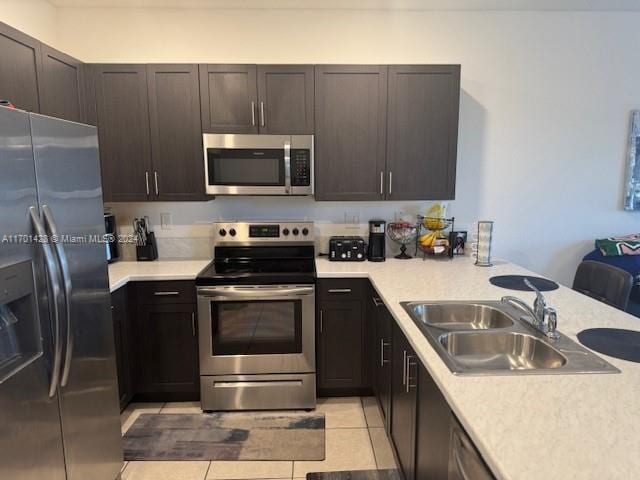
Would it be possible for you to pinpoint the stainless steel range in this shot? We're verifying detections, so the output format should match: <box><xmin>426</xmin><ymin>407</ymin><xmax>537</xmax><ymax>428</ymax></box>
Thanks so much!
<box><xmin>196</xmin><ymin>221</ymin><xmax>316</xmax><ymax>411</ymax></box>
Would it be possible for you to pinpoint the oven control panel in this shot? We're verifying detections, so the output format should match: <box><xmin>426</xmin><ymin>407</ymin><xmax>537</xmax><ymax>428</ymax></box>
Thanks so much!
<box><xmin>214</xmin><ymin>221</ymin><xmax>314</xmax><ymax>244</ymax></box>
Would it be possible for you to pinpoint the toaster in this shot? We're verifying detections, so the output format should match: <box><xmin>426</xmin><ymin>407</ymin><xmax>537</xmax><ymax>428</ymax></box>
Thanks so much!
<box><xmin>329</xmin><ymin>236</ymin><xmax>366</xmax><ymax>262</ymax></box>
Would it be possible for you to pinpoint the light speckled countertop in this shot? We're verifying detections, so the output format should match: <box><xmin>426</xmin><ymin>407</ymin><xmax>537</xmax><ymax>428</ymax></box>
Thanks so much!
<box><xmin>316</xmin><ymin>257</ymin><xmax>640</xmax><ymax>480</ymax></box>
<box><xmin>108</xmin><ymin>259</ymin><xmax>210</xmax><ymax>292</ymax></box>
<box><xmin>108</xmin><ymin>256</ymin><xmax>640</xmax><ymax>479</ymax></box>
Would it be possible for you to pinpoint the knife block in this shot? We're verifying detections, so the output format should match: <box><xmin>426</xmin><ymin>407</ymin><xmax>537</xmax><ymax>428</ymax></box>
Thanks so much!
<box><xmin>136</xmin><ymin>232</ymin><xmax>158</xmax><ymax>261</ymax></box>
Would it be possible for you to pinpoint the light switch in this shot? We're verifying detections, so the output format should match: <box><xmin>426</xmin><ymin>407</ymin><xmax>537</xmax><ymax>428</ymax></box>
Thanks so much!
<box><xmin>160</xmin><ymin>212</ymin><xmax>172</xmax><ymax>230</ymax></box>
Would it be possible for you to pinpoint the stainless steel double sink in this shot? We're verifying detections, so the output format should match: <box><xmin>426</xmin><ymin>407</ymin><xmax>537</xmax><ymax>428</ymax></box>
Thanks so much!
<box><xmin>400</xmin><ymin>301</ymin><xmax>620</xmax><ymax>375</ymax></box>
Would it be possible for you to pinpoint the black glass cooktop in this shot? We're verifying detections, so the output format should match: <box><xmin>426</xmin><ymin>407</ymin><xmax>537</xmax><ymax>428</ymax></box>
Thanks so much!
<box><xmin>196</xmin><ymin>245</ymin><xmax>316</xmax><ymax>286</ymax></box>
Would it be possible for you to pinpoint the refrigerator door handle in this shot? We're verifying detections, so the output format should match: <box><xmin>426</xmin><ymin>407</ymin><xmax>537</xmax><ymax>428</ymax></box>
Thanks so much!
<box><xmin>29</xmin><ymin>206</ymin><xmax>64</xmax><ymax>398</ymax></box>
<box><xmin>42</xmin><ymin>205</ymin><xmax>74</xmax><ymax>388</ymax></box>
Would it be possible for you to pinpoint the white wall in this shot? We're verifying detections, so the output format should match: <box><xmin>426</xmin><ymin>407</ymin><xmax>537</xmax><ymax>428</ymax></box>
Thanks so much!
<box><xmin>1</xmin><ymin>0</ymin><xmax>59</xmax><ymax>48</ymax></box>
<box><xmin>6</xmin><ymin>5</ymin><xmax>640</xmax><ymax>284</ymax></box>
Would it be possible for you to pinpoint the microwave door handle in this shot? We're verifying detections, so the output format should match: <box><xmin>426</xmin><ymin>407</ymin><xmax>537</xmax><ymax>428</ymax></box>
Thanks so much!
<box><xmin>284</xmin><ymin>141</ymin><xmax>291</xmax><ymax>194</ymax></box>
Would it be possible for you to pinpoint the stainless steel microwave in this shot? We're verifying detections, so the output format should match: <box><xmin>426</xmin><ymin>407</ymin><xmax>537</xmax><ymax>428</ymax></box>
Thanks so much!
<box><xmin>203</xmin><ymin>134</ymin><xmax>314</xmax><ymax>196</ymax></box>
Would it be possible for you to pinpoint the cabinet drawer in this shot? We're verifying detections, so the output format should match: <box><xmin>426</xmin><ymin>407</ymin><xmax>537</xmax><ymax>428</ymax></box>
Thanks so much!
<box><xmin>317</xmin><ymin>278</ymin><xmax>365</xmax><ymax>301</ymax></box>
<box><xmin>135</xmin><ymin>280</ymin><xmax>196</xmax><ymax>304</ymax></box>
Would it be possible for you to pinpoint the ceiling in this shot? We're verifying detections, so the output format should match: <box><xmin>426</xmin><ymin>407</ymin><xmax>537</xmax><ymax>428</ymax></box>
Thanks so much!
<box><xmin>45</xmin><ymin>0</ymin><xmax>640</xmax><ymax>11</ymax></box>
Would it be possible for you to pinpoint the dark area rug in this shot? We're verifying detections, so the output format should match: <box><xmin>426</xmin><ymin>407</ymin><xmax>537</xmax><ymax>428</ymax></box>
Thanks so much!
<box><xmin>307</xmin><ymin>470</ymin><xmax>401</xmax><ymax>480</ymax></box>
<box><xmin>123</xmin><ymin>411</ymin><xmax>325</xmax><ymax>461</ymax></box>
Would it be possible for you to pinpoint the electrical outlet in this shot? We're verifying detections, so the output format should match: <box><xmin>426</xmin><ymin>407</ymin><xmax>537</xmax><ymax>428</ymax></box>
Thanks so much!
<box><xmin>160</xmin><ymin>212</ymin><xmax>172</xmax><ymax>230</ymax></box>
<box><xmin>344</xmin><ymin>211</ymin><xmax>360</xmax><ymax>224</ymax></box>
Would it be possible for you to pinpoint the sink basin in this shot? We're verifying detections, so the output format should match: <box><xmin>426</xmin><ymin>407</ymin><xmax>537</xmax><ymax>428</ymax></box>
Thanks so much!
<box><xmin>439</xmin><ymin>331</ymin><xmax>567</xmax><ymax>372</ymax></box>
<box><xmin>405</xmin><ymin>302</ymin><xmax>513</xmax><ymax>330</ymax></box>
<box><xmin>400</xmin><ymin>300</ymin><xmax>620</xmax><ymax>375</ymax></box>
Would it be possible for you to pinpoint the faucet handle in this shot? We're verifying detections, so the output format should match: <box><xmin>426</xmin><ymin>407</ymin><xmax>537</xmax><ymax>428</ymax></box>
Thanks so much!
<box><xmin>524</xmin><ymin>278</ymin><xmax>546</xmax><ymax>317</ymax></box>
<box><xmin>544</xmin><ymin>307</ymin><xmax>559</xmax><ymax>340</ymax></box>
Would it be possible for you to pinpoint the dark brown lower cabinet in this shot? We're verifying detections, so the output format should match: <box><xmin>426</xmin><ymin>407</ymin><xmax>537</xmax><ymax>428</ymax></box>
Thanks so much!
<box><xmin>415</xmin><ymin>363</ymin><xmax>452</xmax><ymax>480</ymax></box>
<box><xmin>372</xmin><ymin>289</ymin><xmax>393</xmax><ymax>428</ymax></box>
<box><xmin>110</xmin><ymin>286</ymin><xmax>132</xmax><ymax>411</ymax></box>
<box><xmin>317</xmin><ymin>299</ymin><xmax>364</xmax><ymax>393</ymax></box>
<box><xmin>391</xmin><ymin>322</ymin><xmax>418</xmax><ymax>480</ymax></box>
<box><xmin>135</xmin><ymin>302</ymin><xmax>199</xmax><ymax>399</ymax></box>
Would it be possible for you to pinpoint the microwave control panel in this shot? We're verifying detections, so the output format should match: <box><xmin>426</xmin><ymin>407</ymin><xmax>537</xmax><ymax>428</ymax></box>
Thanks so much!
<box><xmin>291</xmin><ymin>149</ymin><xmax>311</xmax><ymax>186</ymax></box>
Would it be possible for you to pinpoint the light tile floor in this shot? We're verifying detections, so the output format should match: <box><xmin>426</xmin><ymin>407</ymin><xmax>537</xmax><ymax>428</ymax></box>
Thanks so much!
<box><xmin>120</xmin><ymin>397</ymin><xmax>397</xmax><ymax>480</ymax></box>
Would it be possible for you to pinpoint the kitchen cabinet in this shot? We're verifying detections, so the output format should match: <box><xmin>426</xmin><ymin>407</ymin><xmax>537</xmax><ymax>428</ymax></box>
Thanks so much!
<box><xmin>0</xmin><ymin>21</ymin><xmax>42</xmax><ymax>112</ymax></box>
<box><xmin>93</xmin><ymin>64</ymin><xmax>153</xmax><ymax>202</ymax></box>
<box><xmin>314</xmin><ymin>65</ymin><xmax>388</xmax><ymax>201</ymax></box>
<box><xmin>316</xmin><ymin>278</ymin><xmax>371</xmax><ymax>396</ymax></box>
<box><xmin>373</xmin><ymin>291</ymin><xmax>393</xmax><ymax>428</ymax></box>
<box><xmin>133</xmin><ymin>281</ymin><xmax>199</xmax><ymax>400</ymax></box>
<box><xmin>199</xmin><ymin>64</ymin><xmax>258</xmax><ymax>134</ymax></box>
<box><xmin>111</xmin><ymin>286</ymin><xmax>133</xmax><ymax>411</ymax></box>
<box><xmin>391</xmin><ymin>322</ymin><xmax>418</xmax><ymax>480</ymax></box>
<box><xmin>449</xmin><ymin>416</ymin><xmax>496</xmax><ymax>480</ymax></box>
<box><xmin>415</xmin><ymin>362</ymin><xmax>452</xmax><ymax>480</ymax></box>
<box><xmin>199</xmin><ymin>64</ymin><xmax>314</xmax><ymax>135</ymax></box>
<box><xmin>386</xmin><ymin>65</ymin><xmax>460</xmax><ymax>200</ymax></box>
<box><xmin>147</xmin><ymin>64</ymin><xmax>205</xmax><ymax>201</ymax></box>
<box><xmin>257</xmin><ymin>65</ymin><xmax>314</xmax><ymax>134</ymax></box>
<box><xmin>39</xmin><ymin>44</ymin><xmax>84</xmax><ymax>123</ymax></box>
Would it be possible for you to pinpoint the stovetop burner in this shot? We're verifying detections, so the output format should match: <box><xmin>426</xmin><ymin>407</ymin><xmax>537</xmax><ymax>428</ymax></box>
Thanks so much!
<box><xmin>196</xmin><ymin>221</ymin><xmax>316</xmax><ymax>286</ymax></box>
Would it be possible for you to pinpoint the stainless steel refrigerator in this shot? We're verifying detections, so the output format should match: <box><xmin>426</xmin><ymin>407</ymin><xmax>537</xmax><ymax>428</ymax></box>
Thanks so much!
<box><xmin>0</xmin><ymin>106</ymin><xmax>123</xmax><ymax>480</ymax></box>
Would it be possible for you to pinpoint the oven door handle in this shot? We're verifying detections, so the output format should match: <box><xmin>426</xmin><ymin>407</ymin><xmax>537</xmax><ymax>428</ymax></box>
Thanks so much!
<box><xmin>198</xmin><ymin>286</ymin><xmax>314</xmax><ymax>298</ymax></box>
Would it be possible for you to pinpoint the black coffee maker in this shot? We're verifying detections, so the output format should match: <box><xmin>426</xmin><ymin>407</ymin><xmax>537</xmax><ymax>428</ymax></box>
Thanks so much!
<box><xmin>368</xmin><ymin>220</ymin><xmax>386</xmax><ymax>262</ymax></box>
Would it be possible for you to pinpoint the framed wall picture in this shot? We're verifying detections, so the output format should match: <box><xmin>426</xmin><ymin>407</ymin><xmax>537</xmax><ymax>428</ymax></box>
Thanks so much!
<box><xmin>624</xmin><ymin>110</ymin><xmax>640</xmax><ymax>210</ymax></box>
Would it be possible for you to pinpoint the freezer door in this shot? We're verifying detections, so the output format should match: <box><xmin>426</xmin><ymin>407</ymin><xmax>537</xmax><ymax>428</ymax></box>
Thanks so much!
<box><xmin>0</xmin><ymin>107</ymin><xmax>67</xmax><ymax>480</ymax></box>
<box><xmin>30</xmin><ymin>113</ymin><xmax>123</xmax><ymax>480</ymax></box>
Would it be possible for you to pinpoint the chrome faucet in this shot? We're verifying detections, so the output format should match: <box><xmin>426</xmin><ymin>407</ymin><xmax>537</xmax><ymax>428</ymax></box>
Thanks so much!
<box><xmin>501</xmin><ymin>278</ymin><xmax>559</xmax><ymax>340</ymax></box>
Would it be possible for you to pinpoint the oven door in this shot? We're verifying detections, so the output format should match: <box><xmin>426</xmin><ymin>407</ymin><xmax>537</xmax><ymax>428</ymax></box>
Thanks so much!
<box><xmin>203</xmin><ymin>134</ymin><xmax>291</xmax><ymax>195</ymax></box>
<box><xmin>197</xmin><ymin>285</ymin><xmax>315</xmax><ymax>375</ymax></box>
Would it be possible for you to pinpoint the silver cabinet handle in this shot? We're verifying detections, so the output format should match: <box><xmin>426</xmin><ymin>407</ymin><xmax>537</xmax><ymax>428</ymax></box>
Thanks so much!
<box><xmin>145</xmin><ymin>171</ymin><xmax>150</xmax><ymax>195</ymax></box>
<box><xmin>406</xmin><ymin>355</ymin><xmax>417</xmax><ymax>392</ymax></box>
<box><xmin>380</xmin><ymin>171</ymin><xmax>384</xmax><ymax>196</ymax></box>
<box><xmin>320</xmin><ymin>309</ymin><xmax>323</xmax><ymax>333</ymax></box>
<box><xmin>260</xmin><ymin>101</ymin><xmax>265</xmax><ymax>126</ymax></box>
<box><xmin>389</xmin><ymin>171</ymin><xmax>393</xmax><ymax>196</ymax></box>
<box><xmin>191</xmin><ymin>312</ymin><xmax>196</xmax><ymax>336</ymax></box>
<box><xmin>372</xmin><ymin>296</ymin><xmax>383</xmax><ymax>306</ymax></box>
<box><xmin>380</xmin><ymin>339</ymin><xmax>391</xmax><ymax>366</ymax></box>
<box><xmin>402</xmin><ymin>350</ymin><xmax>407</xmax><ymax>386</ymax></box>
<box><xmin>42</xmin><ymin>205</ymin><xmax>74</xmax><ymax>388</ymax></box>
<box><xmin>153</xmin><ymin>291</ymin><xmax>180</xmax><ymax>296</ymax></box>
<box><xmin>29</xmin><ymin>206</ymin><xmax>63</xmax><ymax>398</ymax></box>
<box><xmin>328</xmin><ymin>288</ymin><xmax>351</xmax><ymax>294</ymax></box>
<box><xmin>251</xmin><ymin>101</ymin><xmax>256</xmax><ymax>126</ymax></box>
<box><xmin>154</xmin><ymin>171</ymin><xmax>159</xmax><ymax>195</ymax></box>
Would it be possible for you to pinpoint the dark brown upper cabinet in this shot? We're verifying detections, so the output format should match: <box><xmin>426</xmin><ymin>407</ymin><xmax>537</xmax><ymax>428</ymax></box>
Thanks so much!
<box><xmin>39</xmin><ymin>45</ymin><xmax>84</xmax><ymax>123</ymax></box>
<box><xmin>0</xmin><ymin>22</ymin><xmax>42</xmax><ymax>113</ymax></box>
<box><xmin>200</xmin><ymin>64</ymin><xmax>314</xmax><ymax>135</ymax></box>
<box><xmin>93</xmin><ymin>64</ymin><xmax>153</xmax><ymax>202</ymax></box>
<box><xmin>147</xmin><ymin>64</ymin><xmax>205</xmax><ymax>201</ymax></box>
<box><xmin>386</xmin><ymin>65</ymin><xmax>460</xmax><ymax>200</ymax></box>
<box><xmin>257</xmin><ymin>65</ymin><xmax>314</xmax><ymax>134</ymax></box>
<box><xmin>199</xmin><ymin>64</ymin><xmax>258</xmax><ymax>134</ymax></box>
<box><xmin>314</xmin><ymin>65</ymin><xmax>388</xmax><ymax>201</ymax></box>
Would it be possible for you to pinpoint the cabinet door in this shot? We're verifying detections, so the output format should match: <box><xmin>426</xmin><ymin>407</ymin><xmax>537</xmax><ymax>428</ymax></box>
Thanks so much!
<box><xmin>0</xmin><ymin>22</ymin><xmax>42</xmax><ymax>112</ymax></box>
<box><xmin>39</xmin><ymin>45</ymin><xmax>84</xmax><ymax>123</ymax></box>
<box><xmin>199</xmin><ymin>64</ymin><xmax>258</xmax><ymax>133</ymax></box>
<box><xmin>110</xmin><ymin>286</ymin><xmax>132</xmax><ymax>410</ymax></box>
<box><xmin>147</xmin><ymin>64</ymin><xmax>204</xmax><ymax>201</ymax></box>
<box><xmin>317</xmin><ymin>300</ymin><xmax>363</xmax><ymax>391</ymax></box>
<box><xmin>94</xmin><ymin>64</ymin><xmax>152</xmax><ymax>202</ymax></box>
<box><xmin>314</xmin><ymin>65</ymin><xmax>387</xmax><ymax>200</ymax></box>
<box><xmin>136</xmin><ymin>303</ymin><xmax>199</xmax><ymax>395</ymax></box>
<box><xmin>386</xmin><ymin>65</ymin><xmax>460</xmax><ymax>200</ymax></box>
<box><xmin>416</xmin><ymin>363</ymin><xmax>452</xmax><ymax>480</ymax></box>
<box><xmin>391</xmin><ymin>322</ymin><xmax>418</xmax><ymax>480</ymax></box>
<box><xmin>376</xmin><ymin>303</ymin><xmax>393</xmax><ymax>427</ymax></box>
<box><xmin>257</xmin><ymin>65</ymin><xmax>314</xmax><ymax>134</ymax></box>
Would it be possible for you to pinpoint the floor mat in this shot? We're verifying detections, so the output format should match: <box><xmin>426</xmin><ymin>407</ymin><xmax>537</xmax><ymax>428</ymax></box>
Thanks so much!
<box><xmin>123</xmin><ymin>411</ymin><xmax>325</xmax><ymax>461</ymax></box>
